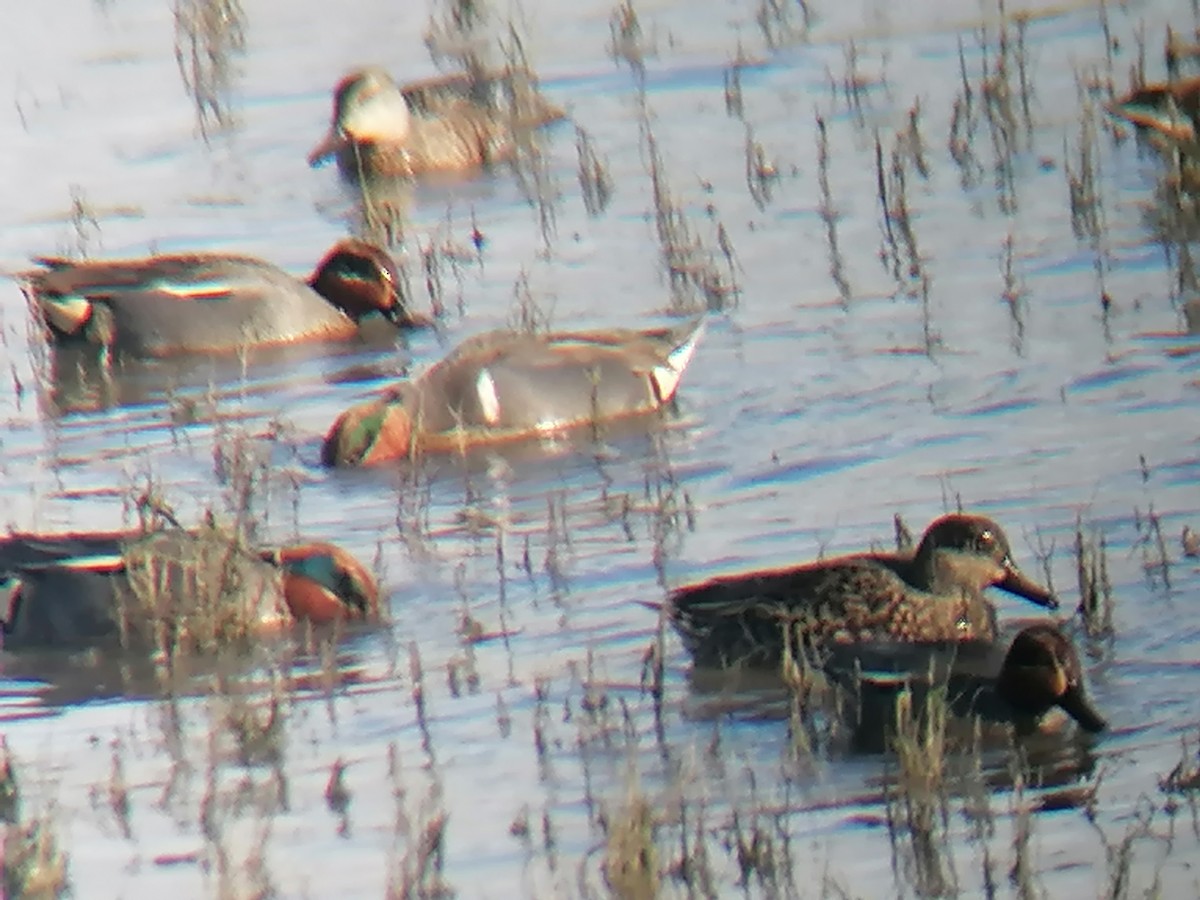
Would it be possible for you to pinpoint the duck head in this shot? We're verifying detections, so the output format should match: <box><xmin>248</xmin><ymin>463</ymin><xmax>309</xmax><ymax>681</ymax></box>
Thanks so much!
<box><xmin>996</xmin><ymin>623</ymin><xmax>1107</xmax><ymax>733</ymax></box>
<box><xmin>308</xmin><ymin>68</ymin><xmax>413</xmax><ymax>167</ymax></box>
<box><xmin>262</xmin><ymin>541</ymin><xmax>380</xmax><ymax>623</ymax></box>
<box><xmin>322</xmin><ymin>385</ymin><xmax>417</xmax><ymax>467</ymax></box>
<box><xmin>914</xmin><ymin>514</ymin><xmax>1058</xmax><ymax>610</ymax></box>
<box><xmin>308</xmin><ymin>238</ymin><xmax>426</xmax><ymax>327</ymax></box>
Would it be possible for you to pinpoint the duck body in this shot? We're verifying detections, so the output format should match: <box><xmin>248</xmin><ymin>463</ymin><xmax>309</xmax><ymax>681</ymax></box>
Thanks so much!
<box><xmin>668</xmin><ymin>514</ymin><xmax>1058</xmax><ymax>670</ymax></box>
<box><xmin>308</xmin><ymin>66</ymin><xmax>565</xmax><ymax>179</ymax></box>
<box><xmin>323</xmin><ymin>318</ymin><xmax>705</xmax><ymax>466</ymax></box>
<box><xmin>20</xmin><ymin>239</ymin><xmax>421</xmax><ymax>359</ymax></box>
<box><xmin>0</xmin><ymin>529</ymin><xmax>379</xmax><ymax>652</ymax></box>
<box><xmin>824</xmin><ymin>622</ymin><xmax>1107</xmax><ymax>750</ymax></box>
<box><xmin>1108</xmin><ymin>76</ymin><xmax>1200</xmax><ymax>147</ymax></box>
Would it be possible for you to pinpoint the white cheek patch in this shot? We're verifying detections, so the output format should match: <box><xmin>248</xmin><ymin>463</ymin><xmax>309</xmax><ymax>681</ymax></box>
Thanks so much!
<box><xmin>345</xmin><ymin>90</ymin><xmax>412</xmax><ymax>142</ymax></box>
<box><xmin>476</xmin><ymin>368</ymin><xmax>501</xmax><ymax>425</ymax></box>
<box><xmin>41</xmin><ymin>295</ymin><xmax>93</xmax><ymax>332</ymax></box>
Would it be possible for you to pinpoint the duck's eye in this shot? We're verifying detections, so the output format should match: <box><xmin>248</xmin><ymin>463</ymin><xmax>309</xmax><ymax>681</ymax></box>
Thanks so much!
<box><xmin>974</xmin><ymin>530</ymin><xmax>995</xmax><ymax>552</ymax></box>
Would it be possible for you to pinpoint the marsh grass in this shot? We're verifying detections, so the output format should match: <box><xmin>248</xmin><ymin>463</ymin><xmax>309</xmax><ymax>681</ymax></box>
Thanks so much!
<box><xmin>875</xmin><ymin>126</ymin><xmax>925</xmax><ymax>286</ymax></box>
<box><xmin>386</xmin><ymin>783</ymin><xmax>452</xmax><ymax>899</ymax></box>
<box><xmin>834</xmin><ymin>40</ymin><xmax>874</xmax><ymax>128</ymax></box>
<box><xmin>724</xmin><ymin>54</ymin><xmax>744</xmax><ymax>119</ymax></box>
<box><xmin>508</xmin><ymin>268</ymin><xmax>555</xmax><ymax>334</ymax></box>
<box><xmin>943</xmin><ymin>7</ymin><xmax>1037</xmax><ymax>209</ymax></box>
<box><xmin>325</xmin><ymin>758</ymin><xmax>351</xmax><ymax>836</ymax></box>
<box><xmin>172</xmin><ymin>0</ymin><xmax>246</xmax><ymax>139</ymax></box>
<box><xmin>1000</xmin><ymin>232</ymin><xmax>1027</xmax><ymax>355</ymax></box>
<box><xmin>1159</xmin><ymin>731</ymin><xmax>1200</xmax><ymax>794</ymax></box>
<box><xmin>65</xmin><ymin>185</ymin><xmax>100</xmax><ymax>261</ymax></box>
<box><xmin>427</xmin><ymin>0</ymin><xmax>561</xmax><ymax>248</ymax></box>
<box><xmin>755</xmin><ymin>0</ymin><xmax>808</xmax><ymax>51</ymax></box>
<box><xmin>496</xmin><ymin>33</ymin><xmax>560</xmax><ymax>253</ymax></box>
<box><xmin>576</xmin><ymin>126</ymin><xmax>614</xmax><ymax>217</ymax></box>
<box><xmin>115</xmin><ymin>521</ymin><xmax>279</xmax><ymax>658</ymax></box>
<box><xmin>421</xmin><ymin>238</ymin><xmax>448</xmax><ymax>321</ymax></box>
<box><xmin>1</xmin><ymin>747</ymin><xmax>69</xmax><ymax>900</ymax></box>
<box><xmin>601</xmin><ymin>779</ymin><xmax>660</xmax><ymax>899</ymax></box>
<box><xmin>216</xmin><ymin>673</ymin><xmax>287</xmax><ymax>769</ymax></box>
<box><xmin>356</xmin><ymin>182</ymin><xmax>415</xmax><ymax>251</ymax></box>
<box><xmin>642</xmin><ymin>124</ymin><xmax>740</xmax><ymax>314</ymax></box>
<box><xmin>1066</xmin><ymin>99</ymin><xmax>1104</xmax><ymax>241</ymax></box>
<box><xmin>1074</xmin><ymin>516</ymin><xmax>1115</xmax><ymax>639</ymax></box>
<box><xmin>884</xmin><ymin>682</ymin><xmax>959</xmax><ymax>898</ymax></box>
<box><xmin>108</xmin><ymin>740</ymin><xmax>133</xmax><ymax>840</ymax></box>
<box><xmin>609</xmin><ymin>0</ymin><xmax>653</xmax><ymax>78</ymax></box>
<box><xmin>187</xmin><ymin>664</ymin><xmax>295</xmax><ymax>897</ymax></box>
<box><xmin>425</xmin><ymin>0</ymin><xmax>497</xmax><ymax>74</ymax></box>
<box><xmin>99</xmin><ymin>423</ymin><xmax>310</xmax><ymax>661</ymax></box>
<box><xmin>2</xmin><ymin>809</ymin><xmax>69</xmax><ymax>900</ymax></box>
<box><xmin>743</xmin><ymin>124</ymin><xmax>777</xmax><ymax>210</ymax></box>
<box><xmin>816</xmin><ymin>115</ymin><xmax>852</xmax><ymax>306</ymax></box>
<box><xmin>1165</xmin><ymin>24</ymin><xmax>1200</xmax><ymax>80</ymax></box>
<box><xmin>1133</xmin><ymin>503</ymin><xmax>1173</xmax><ymax>591</ymax></box>
<box><xmin>1028</xmin><ymin>523</ymin><xmax>1058</xmax><ymax>600</ymax></box>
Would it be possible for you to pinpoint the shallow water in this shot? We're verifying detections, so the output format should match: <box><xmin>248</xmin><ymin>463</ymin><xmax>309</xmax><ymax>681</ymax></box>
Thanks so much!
<box><xmin>3</xmin><ymin>0</ymin><xmax>1200</xmax><ymax>896</ymax></box>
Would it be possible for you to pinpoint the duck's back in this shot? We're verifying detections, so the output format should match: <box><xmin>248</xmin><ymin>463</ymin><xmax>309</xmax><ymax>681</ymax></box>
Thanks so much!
<box><xmin>413</xmin><ymin>331</ymin><xmax>670</xmax><ymax>434</ymax></box>
<box><xmin>402</xmin><ymin>69</ymin><xmax>564</xmax><ymax>126</ymax></box>
<box><xmin>400</xmin><ymin>69</ymin><xmax>563</xmax><ymax>174</ymax></box>
<box><xmin>0</xmin><ymin>530</ymin><xmax>281</xmax><ymax>650</ymax></box>
<box><xmin>0</xmin><ymin>532</ymin><xmax>130</xmax><ymax>648</ymax></box>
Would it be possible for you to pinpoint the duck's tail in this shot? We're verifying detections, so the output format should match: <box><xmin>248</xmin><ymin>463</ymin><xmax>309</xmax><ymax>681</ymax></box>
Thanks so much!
<box><xmin>650</xmin><ymin>316</ymin><xmax>706</xmax><ymax>403</ymax></box>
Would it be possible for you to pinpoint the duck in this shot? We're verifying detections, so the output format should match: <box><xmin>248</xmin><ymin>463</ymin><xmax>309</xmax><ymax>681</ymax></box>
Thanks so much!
<box><xmin>823</xmin><ymin>622</ymin><xmax>1107</xmax><ymax>749</ymax></box>
<box><xmin>1107</xmin><ymin>75</ymin><xmax>1200</xmax><ymax>148</ymax></box>
<box><xmin>307</xmin><ymin>66</ymin><xmax>565</xmax><ymax>179</ymax></box>
<box><xmin>18</xmin><ymin>238</ymin><xmax>427</xmax><ymax>360</ymax></box>
<box><xmin>0</xmin><ymin>527</ymin><xmax>379</xmax><ymax>652</ymax></box>
<box><xmin>322</xmin><ymin>318</ymin><xmax>706</xmax><ymax>466</ymax></box>
<box><xmin>667</xmin><ymin>513</ymin><xmax>1059</xmax><ymax>669</ymax></box>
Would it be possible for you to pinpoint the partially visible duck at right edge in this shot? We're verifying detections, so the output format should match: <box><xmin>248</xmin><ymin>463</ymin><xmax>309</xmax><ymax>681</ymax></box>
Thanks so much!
<box><xmin>307</xmin><ymin>65</ymin><xmax>565</xmax><ymax>180</ymax></box>
<box><xmin>1107</xmin><ymin>75</ymin><xmax>1200</xmax><ymax>150</ymax></box>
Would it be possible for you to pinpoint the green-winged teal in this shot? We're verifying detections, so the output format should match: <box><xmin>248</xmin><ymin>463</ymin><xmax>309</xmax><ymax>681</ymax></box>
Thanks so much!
<box><xmin>668</xmin><ymin>513</ymin><xmax>1058</xmax><ymax>669</ymax></box>
<box><xmin>19</xmin><ymin>238</ymin><xmax>427</xmax><ymax>359</ymax></box>
<box><xmin>322</xmin><ymin>318</ymin><xmax>705</xmax><ymax>466</ymax></box>
<box><xmin>1107</xmin><ymin>76</ymin><xmax>1200</xmax><ymax>148</ymax></box>
<box><xmin>0</xmin><ymin>528</ymin><xmax>379</xmax><ymax>651</ymax></box>
<box><xmin>824</xmin><ymin>621</ymin><xmax>1107</xmax><ymax>746</ymax></box>
<box><xmin>308</xmin><ymin>66</ymin><xmax>565</xmax><ymax>179</ymax></box>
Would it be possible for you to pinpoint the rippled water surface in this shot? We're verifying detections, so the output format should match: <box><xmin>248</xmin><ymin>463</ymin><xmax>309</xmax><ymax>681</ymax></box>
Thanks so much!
<box><xmin>3</xmin><ymin>0</ymin><xmax>1200</xmax><ymax>896</ymax></box>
